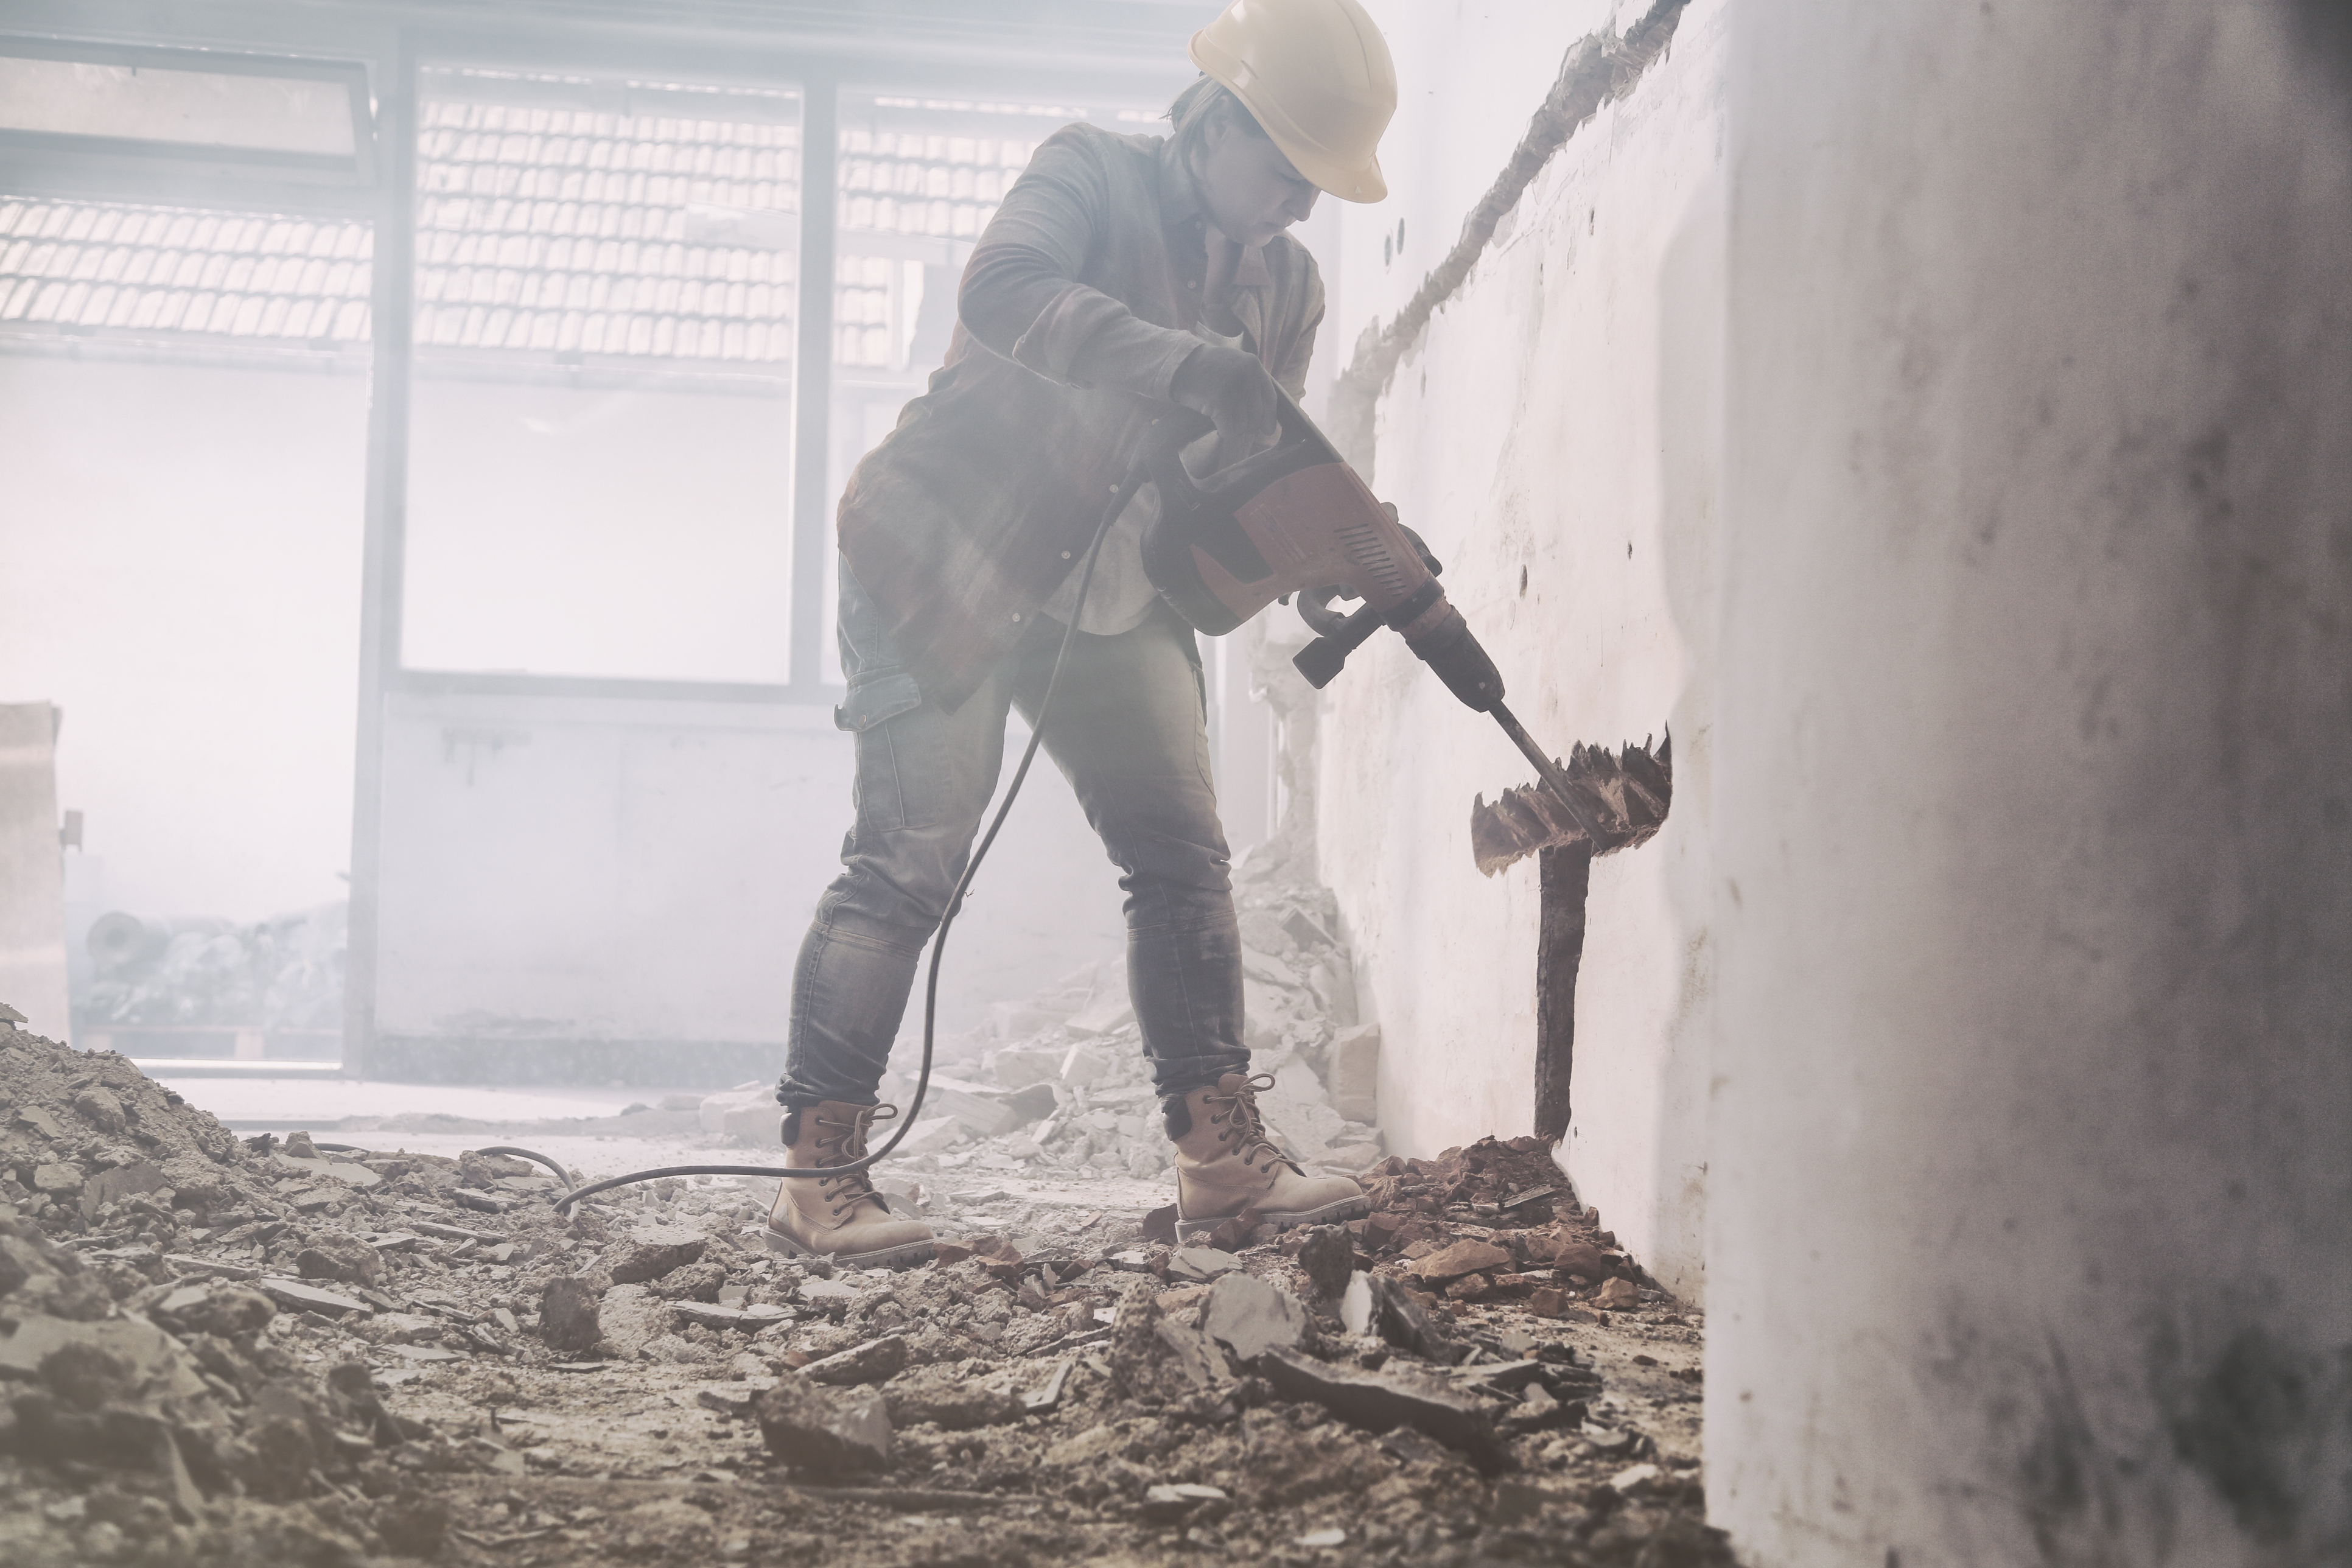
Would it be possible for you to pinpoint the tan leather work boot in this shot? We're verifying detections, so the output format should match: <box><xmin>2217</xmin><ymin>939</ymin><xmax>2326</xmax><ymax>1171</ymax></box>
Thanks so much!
<box><xmin>1169</xmin><ymin>1072</ymin><xmax>1368</xmax><ymax>1242</ymax></box>
<box><xmin>764</xmin><ymin>1101</ymin><xmax>934</xmax><ymax>1267</ymax></box>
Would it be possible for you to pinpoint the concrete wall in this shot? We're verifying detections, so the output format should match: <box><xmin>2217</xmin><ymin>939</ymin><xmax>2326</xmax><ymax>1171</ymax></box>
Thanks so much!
<box><xmin>0</xmin><ymin>354</ymin><xmax>368</xmax><ymax>922</ymax></box>
<box><xmin>1314</xmin><ymin>0</ymin><xmax>1725</xmax><ymax>1300</ymax></box>
<box><xmin>369</xmin><ymin>688</ymin><xmax>1128</xmax><ymax>1079</ymax></box>
<box><xmin>1707</xmin><ymin>2</ymin><xmax>2352</xmax><ymax>1562</ymax></box>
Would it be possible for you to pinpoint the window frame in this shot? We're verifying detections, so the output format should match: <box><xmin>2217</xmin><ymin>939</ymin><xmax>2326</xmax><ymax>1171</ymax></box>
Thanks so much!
<box><xmin>0</xmin><ymin>36</ymin><xmax>376</xmax><ymax>211</ymax></box>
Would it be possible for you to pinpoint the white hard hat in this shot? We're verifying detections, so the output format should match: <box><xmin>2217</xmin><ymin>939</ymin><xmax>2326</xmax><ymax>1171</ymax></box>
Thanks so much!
<box><xmin>1189</xmin><ymin>0</ymin><xmax>1398</xmax><ymax>203</ymax></box>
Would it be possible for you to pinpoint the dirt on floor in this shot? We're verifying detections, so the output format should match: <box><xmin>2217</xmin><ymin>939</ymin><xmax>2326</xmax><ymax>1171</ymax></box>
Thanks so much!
<box><xmin>0</xmin><ymin>1017</ymin><xmax>1727</xmax><ymax>1566</ymax></box>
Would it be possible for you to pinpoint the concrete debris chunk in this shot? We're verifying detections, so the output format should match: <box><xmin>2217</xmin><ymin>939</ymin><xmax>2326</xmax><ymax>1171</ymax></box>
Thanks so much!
<box><xmin>1582</xmin><ymin>1423</ymin><xmax>1639</xmax><ymax>1455</ymax></box>
<box><xmin>0</xmin><ymin>1312</ymin><xmax>212</xmax><ymax>1401</ymax></box>
<box><xmin>1595</xmin><ymin>1276</ymin><xmax>1643</xmax><ymax>1311</ymax></box>
<box><xmin>271</xmin><ymin>1151</ymin><xmax>383</xmax><ymax>1187</ymax></box>
<box><xmin>603</xmin><ymin>1223</ymin><xmax>708</xmax><ymax>1284</ymax></box>
<box><xmin>988</xmin><ymin>1044</ymin><xmax>1065</xmax><ymax>1088</ymax></box>
<box><xmin>1362</xmin><ymin>1273</ymin><xmax>1468</xmax><ymax>1364</ymax></box>
<box><xmin>897</xmin><ymin>1115</ymin><xmax>966</xmax><ymax>1156</ymax></box>
<box><xmin>163</xmin><ymin>1284</ymin><xmax>278</xmax><ymax>1337</ymax></box>
<box><xmin>1153</xmin><ymin>1315</ymin><xmax>1236</xmax><ymax>1389</ymax></box>
<box><xmin>698</xmin><ymin>1082</ymin><xmax>782</xmax><ymax>1143</ymax></box>
<box><xmin>1142</xmin><ymin>1482</ymin><xmax>1230</xmax><ymax>1521</ymax></box>
<box><xmin>296</xmin><ymin>1234</ymin><xmax>385</xmax><ymax>1287</ymax></box>
<box><xmin>1062</xmin><ymin>990</ymin><xmax>1136</xmax><ymax>1038</ymax></box>
<box><xmin>1609</xmin><ymin>1461</ymin><xmax>1663</xmax><ymax>1496</ymax></box>
<box><xmin>31</xmin><ymin>1163</ymin><xmax>83</xmax><ymax>1195</ymax></box>
<box><xmin>1024</xmin><ymin>1356</ymin><xmax>1075</xmax><ymax>1414</ymax></box>
<box><xmin>1544</xmin><ymin>1236</ymin><xmax>1614</xmax><ymax>1282</ymax></box>
<box><xmin>1410</xmin><ymin>1239</ymin><xmax>1514</xmax><ymax>1281</ymax></box>
<box><xmin>698</xmin><ymin>1380</ymin><xmax>775</xmax><ymax>1417</ymax></box>
<box><xmin>1503</xmin><ymin>1382</ymin><xmax>1582</xmax><ymax>1434</ymax></box>
<box><xmin>1453</xmin><ymin>1358</ymin><xmax>1547</xmax><ymax>1392</ymax></box>
<box><xmin>1340</xmin><ymin>1273</ymin><xmax>1376</xmax><ymax>1336</ymax></box>
<box><xmin>1256</xmin><ymin>1346</ymin><xmax>1508</xmax><ymax>1474</ymax></box>
<box><xmin>670</xmin><ymin>1299</ymin><xmax>751</xmax><ymax>1330</ymax></box>
<box><xmin>798</xmin><ymin>1278</ymin><xmax>861</xmax><ymax>1304</ymax></box>
<box><xmin>256</xmin><ymin>1276</ymin><xmax>370</xmax><ymax>1317</ymax></box>
<box><xmin>1167</xmin><ymin>1245</ymin><xmax>1242</xmax><ymax>1283</ymax></box>
<box><xmin>593</xmin><ymin>1283</ymin><xmax>668</xmax><ymax>1359</ymax></box>
<box><xmin>71</xmin><ymin>1085</ymin><xmax>128</xmax><ymax>1133</ymax></box>
<box><xmin>754</xmin><ymin>1377</ymin><xmax>892</xmax><ymax>1475</ymax></box>
<box><xmin>1295</xmin><ymin>1225</ymin><xmax>1356</xmax><ymax>1300</ymax></box>
<box><xmin>537</xmin><ymin>1276</ymin><xmax>603</xmax><ymax>1354</ymax></box>
<box><xmin>799</xmin><ymin>1333</ymin><xmax>909</xmax><ymax>1386</ymax></box>
<box><xmin>1202</xmin><ymin>1270</ymin><xmax>1314</xmax><ymax>1361</ymax></box>
<box><xmin>77</xmin><ymin>1158</ymin><xmax>166</xmax><ymax>1217</ymax></box>
<box><xmin>882</xmin><ymin>1362</ymin><xmax>1025</xmax><ymax>1429</ymax></box>
<box><xmin>1527</xmin><ymin>1287</ymin><xmax>1604</xmax><ymax>1323</ymax></box>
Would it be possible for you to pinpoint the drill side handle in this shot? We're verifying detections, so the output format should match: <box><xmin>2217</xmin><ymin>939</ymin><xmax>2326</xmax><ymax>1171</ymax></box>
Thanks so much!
<box><xmin>1293</xmin><ymin>594</ymin><xmax>1384</xmax><ymax>688</ymax></box>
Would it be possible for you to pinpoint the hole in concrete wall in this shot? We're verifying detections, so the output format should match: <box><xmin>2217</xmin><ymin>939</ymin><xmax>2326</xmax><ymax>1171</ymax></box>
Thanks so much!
<box><xmin>1481</xmin><ymin>735</ymin><xmax>1675</xmax><ymax>1142</ymax></box>
<box><xmin>1533</xmin><ymin>842</ymin><xmax>1592</xmax><ymax>1141</ymax></box>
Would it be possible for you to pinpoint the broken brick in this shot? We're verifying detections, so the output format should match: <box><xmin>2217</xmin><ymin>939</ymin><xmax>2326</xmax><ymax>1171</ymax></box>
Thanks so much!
<box><xmin>1410</xmin><ymin>1240</ymin><xmax>1514</xmax><ymax>1282</ymax></box>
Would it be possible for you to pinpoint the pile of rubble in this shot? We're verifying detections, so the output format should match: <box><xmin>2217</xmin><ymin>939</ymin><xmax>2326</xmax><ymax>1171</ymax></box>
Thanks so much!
<box><xmin>79</xmin><ymin>904</ymin><xmax>345</xmax><ymax>1031</ymax></box>
<box><xmin>2</xmin><ymin>1000</ymin><xmax>1728</xmax><ymax>1565</ymax></box>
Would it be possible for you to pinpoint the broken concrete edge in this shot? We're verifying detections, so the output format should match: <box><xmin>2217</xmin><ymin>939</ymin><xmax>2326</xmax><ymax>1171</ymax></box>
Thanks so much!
<box><xmin>1255</xmin><ymin>1345</ymin><xmax>1512</xmax><ymax>1475</ymax></box>
<box><xmin>1325</xmin><ymin>0</ymin><xmax>1695</xmax><ymax>473</ymax></box>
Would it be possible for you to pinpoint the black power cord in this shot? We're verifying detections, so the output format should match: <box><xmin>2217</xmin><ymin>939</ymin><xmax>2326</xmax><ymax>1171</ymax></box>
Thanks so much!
<box><xmin>492</xmin><ymin>422</ymin><xmax>1177</xmax><ymax>1216</ymax></box>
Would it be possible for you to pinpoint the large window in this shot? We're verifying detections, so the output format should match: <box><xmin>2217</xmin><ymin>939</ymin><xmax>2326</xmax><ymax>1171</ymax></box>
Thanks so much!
<box><xmin>397</xmin><ymin>69</ymin><xmax>803</xmax><ymax>684</ymax></box>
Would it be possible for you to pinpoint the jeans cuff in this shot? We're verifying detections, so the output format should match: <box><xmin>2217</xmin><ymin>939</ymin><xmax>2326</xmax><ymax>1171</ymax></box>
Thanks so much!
<box><xmin>1148</xmin><ymin>1050</ymin><xmax>1250</xmax><ymax>1101</ymax></box>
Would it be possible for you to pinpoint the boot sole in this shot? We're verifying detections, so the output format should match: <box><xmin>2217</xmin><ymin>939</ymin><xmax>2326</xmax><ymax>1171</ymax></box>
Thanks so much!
<box><xmin>761</xmin><ymin>1224</ymin><xmax>934</xmax><ymax>1270</ymax></box>
<box><xmin>1174</xmin><ymin>1194</ymin><xmax>1370</xmax><ymax>1244</ymax></box>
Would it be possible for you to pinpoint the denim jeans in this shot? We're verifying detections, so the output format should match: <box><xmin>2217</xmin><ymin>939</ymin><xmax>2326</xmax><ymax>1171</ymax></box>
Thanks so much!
<box><xmin>777</xmin><ymin>565</ymin><xmax>1247</xmax><ymax>1110</ymax></box>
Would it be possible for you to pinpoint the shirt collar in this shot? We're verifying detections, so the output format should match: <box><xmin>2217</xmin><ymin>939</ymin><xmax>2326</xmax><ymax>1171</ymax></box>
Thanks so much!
<box><xmin>1158</xmin><ymin>136</ymin><xmax>1274</xmax><ymax>289</ymax></box>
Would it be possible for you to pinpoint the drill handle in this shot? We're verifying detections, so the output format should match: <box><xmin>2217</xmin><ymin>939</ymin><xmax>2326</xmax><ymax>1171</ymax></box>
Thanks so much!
<box><xmin>1293</xmin><ymin>593</ymin><xmax>1385</xmax><ymax>689</ymax></box>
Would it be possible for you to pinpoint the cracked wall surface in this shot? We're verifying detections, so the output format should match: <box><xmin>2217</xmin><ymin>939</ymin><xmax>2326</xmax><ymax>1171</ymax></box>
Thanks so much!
<box><xmin>1308</xmin><ymin>0</ymin><xmax>1726</xmax><ymax>1305</ymax></box>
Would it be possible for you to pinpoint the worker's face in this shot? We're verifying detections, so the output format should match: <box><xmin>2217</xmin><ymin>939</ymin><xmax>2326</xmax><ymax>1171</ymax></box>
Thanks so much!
<box><xmin>1193</xmin><ymin>113</ymin><xmax>1320</xmax><ymax>247</ymax></box>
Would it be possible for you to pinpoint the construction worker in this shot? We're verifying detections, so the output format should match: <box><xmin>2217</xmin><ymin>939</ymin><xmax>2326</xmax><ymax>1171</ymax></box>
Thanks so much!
<box><xmin>768</xmin><ymin>0</ymin><xmax>1398</xmax><ymax>1265</ymax></box>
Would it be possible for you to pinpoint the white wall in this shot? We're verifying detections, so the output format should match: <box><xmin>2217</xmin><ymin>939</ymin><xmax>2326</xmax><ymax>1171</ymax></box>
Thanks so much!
<box><xmin>370</xmin><ymin>689</ymin><xmax>1128</xmax><ymax>1072</ymax></box>
<box><xmin>0</xmin><ymin>354</ymin><xmax>368</xmax><ymax>923</ymax></box>
<box><xmin>1334</xmin><ymin>0</ymin><xmax>1626</xmax><ymax>348</ymax></box>
<box><xmin>1708</xmin><ymin>2</ymin><xmax>2351</xmax><ymax>1561</ymax></box>
<box><xmin>1313</xmin><ymin>1</ymin><xmax>1725</xmax><ymax>1300</ymax></box>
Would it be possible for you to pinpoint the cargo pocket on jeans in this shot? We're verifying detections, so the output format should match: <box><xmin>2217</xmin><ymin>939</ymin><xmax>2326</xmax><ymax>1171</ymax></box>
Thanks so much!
<box><xmin>834</xmin><ymin>670</ymin><xmax>925</xmax><ymax>733</ymax></box>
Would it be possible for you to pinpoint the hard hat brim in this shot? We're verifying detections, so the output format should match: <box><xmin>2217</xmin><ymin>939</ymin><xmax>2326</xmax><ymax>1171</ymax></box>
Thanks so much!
<box><xmin>1188</xmin><ymin>32</ymin><xmax>1390</xmax><ymax>204</ymax></box>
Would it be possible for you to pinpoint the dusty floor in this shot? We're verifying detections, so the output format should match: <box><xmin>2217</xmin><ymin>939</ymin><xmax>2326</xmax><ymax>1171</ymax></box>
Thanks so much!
<box><xmin>0</xmin><ymin>1020</ymin><xmax>1728</xmax><ymax>1566</ymax></box>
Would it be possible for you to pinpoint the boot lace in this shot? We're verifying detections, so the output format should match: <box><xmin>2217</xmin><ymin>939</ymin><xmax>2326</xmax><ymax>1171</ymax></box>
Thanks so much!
<box><xmin>1201</xmin><ymin>1074</ymin><xmax>1303</xmax><ymax>1178</ymax></box>
<box><xmin>810</xmin><ymin>1104</ymin><xmax>899</xmax><ymax>1222</ymax></box>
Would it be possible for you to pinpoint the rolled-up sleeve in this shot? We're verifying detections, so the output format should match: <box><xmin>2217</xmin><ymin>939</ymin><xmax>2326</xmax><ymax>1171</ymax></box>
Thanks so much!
<box><xmin>959</xmin><ymin>127</ymin><xmax>1201</xmax><ymax>401</ymax></box>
